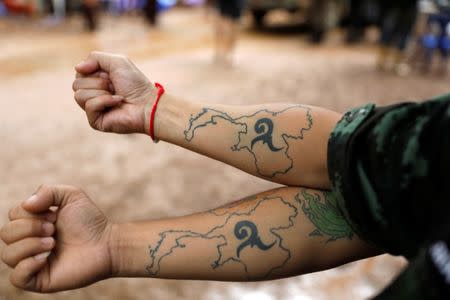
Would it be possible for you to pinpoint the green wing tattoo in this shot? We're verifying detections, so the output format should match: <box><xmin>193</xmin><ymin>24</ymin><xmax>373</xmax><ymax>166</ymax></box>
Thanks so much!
<box><xmin>300</xmin><ymin>190</ymin><xmax>353</xmax><ymax>242</ymax></box>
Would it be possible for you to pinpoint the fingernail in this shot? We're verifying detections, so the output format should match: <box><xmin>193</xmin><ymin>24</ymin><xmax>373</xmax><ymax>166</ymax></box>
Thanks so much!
<box><xmin>42</xmin><ymin>222</ymin><xmax>54</xmax><ymax>235</ymax></box>
<box><xmin>34</xmin><ymin>251</ymin><xmax>51</xmax><ymax>261</ymax></box>
<box><xmin>41</xmin><ymin>237</ymin><xmax>54</xmax><ymax>246</ymax></box>
<box><xmin>112</xmin><ymin>95</ymin><xmax>124</xmax><ymax>101</ymax></box>
<box><xmin>24</xmin><ymin>194</ymin><xmax>38</xmax><ymax>206</ymax></box>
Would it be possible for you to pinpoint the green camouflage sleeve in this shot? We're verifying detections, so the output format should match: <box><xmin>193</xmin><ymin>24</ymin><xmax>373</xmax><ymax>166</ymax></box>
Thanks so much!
<box><xmin>327</xmin><ymin>94</ymin><xmax>450</xmax><ymax>258</ymax></box>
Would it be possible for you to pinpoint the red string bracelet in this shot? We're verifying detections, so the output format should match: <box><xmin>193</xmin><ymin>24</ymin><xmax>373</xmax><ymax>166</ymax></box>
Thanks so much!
<box><xmin>149</xmin><ymin>82</ymin><xmax>165</xmax><ymax>143</ymax></box>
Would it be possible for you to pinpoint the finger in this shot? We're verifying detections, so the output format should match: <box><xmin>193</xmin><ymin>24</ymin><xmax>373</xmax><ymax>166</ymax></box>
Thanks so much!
<box><xmin>10</xmin><ymin>251</ymin><xmax>50</xmax><ymax>291</ymax></box>
<box><xmin>2</xmin><ymin>237</ymin><xmax>55</xmax><ymax>268</ymax></box>
<box><xmin>74</xmin><ymin>89</ymin><xmax>110</xmax><ymax>109</ymax></box>
<box><xmin>75</xmin><ymin>71</ymin><xmax>109</xmax><ymax>79</ymax></box>
<box><xmin>0</xmin><ymin>219</ymin><xmax>54</xmax><ymax>244</ymax></box>
<box><xmin>76</xmin><ymin>51</ymin><xmax>128</xmax><ymax>75</ymax></box>
<box><xmin>21</xmin><ymin>185</ymin><xmax>82</xmax><ymax>214</ymax></box>
<box><xmin>8</xmin><ymin>205</ymin><xmax>57</xmax><ymax>222</ymax></box>
<box><xmin>85</xmin><ymin>95</ymin><xmax>124</xmax><ymax>129</ymax></box>
<box><xmin>72</xmin><ymin>77</ymin><xmax>109</xmax><ymax>92</ymax></box>
<box><xmin>75</xmin><ymin>58</ymin><xmax>101</xmax><ymax>74</ymax></box>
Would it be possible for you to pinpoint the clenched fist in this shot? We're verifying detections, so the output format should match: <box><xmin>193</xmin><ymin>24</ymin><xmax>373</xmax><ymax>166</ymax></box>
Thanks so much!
<box><xmin>73</xmin><ymin>51</ymin><xmax>157</xmax><ymax>134</ymax></box>
<box><xmin>1</xmin><ymin>185</ymin><xmax>113</xmax><ymax>292</ymax></box>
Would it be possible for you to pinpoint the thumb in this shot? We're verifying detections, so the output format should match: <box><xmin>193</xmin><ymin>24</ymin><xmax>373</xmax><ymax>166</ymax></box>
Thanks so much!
<box><xmin>76</xmin><ymin>51</ymin><xmax>127</xmax><ymax>75</ymax></box>
<box><xmin>75</xmin><ymin>58</ymin><xmax>99</xmax><ymax>75</ymax></box>
<box><xmin>22</xmin><ymin>185</ymin><xmax>81</xmax><ymax>214</ymax></box>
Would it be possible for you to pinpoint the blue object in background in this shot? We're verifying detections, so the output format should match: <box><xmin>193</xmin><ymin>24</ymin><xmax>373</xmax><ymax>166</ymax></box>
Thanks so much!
<box><xmin>157</xmin><ymin>0</ymin><xmax>176</xmax><ymax>11</ymax></box>
<box><xmin>440</xmin><ymin>36</ymin><xmax>450</xmax><ymax>53</ymax></box>
<box><xmin>0</xmin><ymin>1</ymin><xmax>7</xmax><ymax>16</ymax></box>
<box><xmin>182</xmin><ymin>0</ymin><xmax>204</xmax><ymax>5</ymax></box>
<box><xmin>422</xmin><ymin>34</ymin><xmax>439</xmax><ymax>49</ymax></box>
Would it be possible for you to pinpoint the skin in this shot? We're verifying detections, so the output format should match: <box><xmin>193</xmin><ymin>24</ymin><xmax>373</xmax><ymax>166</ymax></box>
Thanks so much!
<box><xmin>1</xmin><ymin>185</ymin><xmax>112</xmax><ymax>292</ymax></box>
<box><xmin>72</xmin><ymin>52</ymin><xmax>341</xmax><ymax>188</ymax></box>
<box><xmin>0</xmin><ymin>52</ymin><xmax>377</xmax><ymax>293</ymax></box>
<box><xmin>0</xmin><ymin>185</ymin><xmax>380</xmax><ymax>293</ymax></box>
<box><xmin>214</xmin><ymin>14</ymin><xmax>239</xmax><ymax>66</ymax></box>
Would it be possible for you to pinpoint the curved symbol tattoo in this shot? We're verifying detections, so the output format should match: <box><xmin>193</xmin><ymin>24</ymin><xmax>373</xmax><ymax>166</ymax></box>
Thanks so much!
<box><xmin>235</xmin><ymin>220</ymin><xmax>276</xmax><ymax>257</ymax></box>
<box><xmin>251</xmin><ymin>118</ymin><xmax>283</xmax><ymax>152</ymax></box>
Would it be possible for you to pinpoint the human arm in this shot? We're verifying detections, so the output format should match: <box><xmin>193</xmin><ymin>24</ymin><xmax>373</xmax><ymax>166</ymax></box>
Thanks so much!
<box><xmin>0</xmin><ymin>185</ymin><xmax>381</xmax><ymax>292</ymax></box>
<box><xmin>111</xmin><ymin>186</ymin><xmax>380</xmax><ymax>280</ymax></box>
<box><xmin>73</xmin><ymin>52</ymin><xmax>341</xmax><ymax>189</ymax></box>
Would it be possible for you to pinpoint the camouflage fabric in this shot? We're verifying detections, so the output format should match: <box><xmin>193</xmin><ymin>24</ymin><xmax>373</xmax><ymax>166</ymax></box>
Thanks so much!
<box><xmin>373</xmin><ymin>232</ymin><xmax>450</xmax><ymax>299</ymax></box>
<box><xmin>328</xmin><ymin>94</ymin><xmax>450</xmax><ymax>258</ymax></box>
<box><xmin>329</xmin><ymin>94</ymin><xmax>450</xmax><ymax>298</ymax></box>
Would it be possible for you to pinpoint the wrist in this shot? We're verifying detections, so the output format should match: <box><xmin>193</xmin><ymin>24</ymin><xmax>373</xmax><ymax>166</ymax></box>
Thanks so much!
<box><xmin>108</xmin><ymin>223</ymin><xmax>123</xmax><ymax>277</ymax></box>
<box><xmin>142</xmin><ymin>86</ymin><xmax>159</xmax><ymax>136</ymax></box>
<box><xmin>108</xmin><ymin>222</ymin><xmax>156</xmax><ymax>278</ymax></box>
<box><xmin>109</xmin><ymin>223</ymin><xmax>143</xmax><ymax>277</ymax></box>
<box><xmin>144</xmin><ymin>92</ymin><xmax>196</xmax><ymax>144</ymax></box>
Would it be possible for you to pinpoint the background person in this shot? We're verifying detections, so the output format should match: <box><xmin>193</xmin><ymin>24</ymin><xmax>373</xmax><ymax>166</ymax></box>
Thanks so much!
<box><xmin>377</xmin><ymin>0</ymin><xmax>419</xmax><ymax>73</ymax></box>
<box><xmin>81</xmin><ymin>0</ymin><xmax>99</xmax><ymax>31</ymax></box>
<box><xmin>213</xmin><ymin>0</ymin><xmax>244</xmax><ymax>66</ymax></box>
<box><xmin>143</xmin><ymin>0</ymin><xmax>157</xmax><ymax>25</ymax></box>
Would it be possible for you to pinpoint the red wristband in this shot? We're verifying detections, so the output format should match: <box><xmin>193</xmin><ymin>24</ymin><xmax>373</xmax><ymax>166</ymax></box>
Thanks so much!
<box><xmin>149</xmin><ymin>82</ymin><xmax>165</xmax><ymax>143</ymax></box>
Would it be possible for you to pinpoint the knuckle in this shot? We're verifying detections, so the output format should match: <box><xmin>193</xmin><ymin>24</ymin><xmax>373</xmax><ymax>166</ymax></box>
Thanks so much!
<box><xmin>74</xmin><ymin>89</ymin><xmax>83</xmax><ymax>100</ymax></box>
<box><xmin>9</xmin><ymin>273</ymin><xmax>20</xmax><ymax>289</ymax></box>
<box><xmin>8</xmin><ymin>207</ymin><xmax>16</xmax><ymax>221</ymax></box>
<box><xmin>88</xmin><ymin>118</ymin><xmax>97</xmax><ymax>129</ymax></box>
<box><xmin>0</xmin><ymin>225</ymin><xmax>7</xmax><ymax>242</ymax></box>
<box><xmin>85</xmin><ymin>99</ymin><xmax>94</xmax><ymax>111</ymax></box>
<box><xmin>99</xmin><ymin>123</ymin><xmax>109</xmax><ymax>133</ymax></box>
<box><xmin>2</xmin><ymin>248</ymin><xmax>11</xmax><ymax>266</ymax></box>
<box><xmin>72</xmin><ymin>80</ymin><xmax>78</xmax><ymax>91</ymax></box>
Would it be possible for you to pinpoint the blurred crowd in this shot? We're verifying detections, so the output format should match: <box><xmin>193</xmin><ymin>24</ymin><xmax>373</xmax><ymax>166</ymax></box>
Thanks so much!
<box><xmin>1</xmin><ymin>0</ymin><xmax>450</xmax><ymax>74</ymax></box>
<box><xmin>306</xmin><ymin>0</ymin><xmax>450</xmax><ymax>74</ymax></box>
<box><xmin>0</xmin><ymin>0</ymin><xmax>199</xmax><ymax>30</ymax></box>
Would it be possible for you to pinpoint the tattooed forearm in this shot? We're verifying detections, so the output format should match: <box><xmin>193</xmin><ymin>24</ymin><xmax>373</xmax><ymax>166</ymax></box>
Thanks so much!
<box><xmin>147</xmin><ymin>192</ymin><xmax>298</xmax><ymax>280</ymax></box>
<box><xmin>183</xmin><ymin>106</ymin><xmax>313</xmax><ymax>178</ymax></box>
<box><xmin>145</xmin><ymin>189</ymin><xmax>356</xmax><ymax>281</ymax></box>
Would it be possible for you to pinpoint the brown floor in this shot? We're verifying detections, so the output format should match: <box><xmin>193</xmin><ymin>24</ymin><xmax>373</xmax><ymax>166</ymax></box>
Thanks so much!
<box><xmin>1</xmin><ymin>7</ymin><xmax>449</xmax><ymax>300</ymax></box>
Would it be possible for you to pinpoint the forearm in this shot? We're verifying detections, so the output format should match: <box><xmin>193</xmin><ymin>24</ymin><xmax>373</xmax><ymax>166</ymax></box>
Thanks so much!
<box><xmin>151</xmin><ymin>94</ymin><xmax>341</xmax><ymax>189</ymax></box>
<box><xmin>110</xmin><ymin>187</ymin><xmax>380</xmax><ymax>281</ymax></box>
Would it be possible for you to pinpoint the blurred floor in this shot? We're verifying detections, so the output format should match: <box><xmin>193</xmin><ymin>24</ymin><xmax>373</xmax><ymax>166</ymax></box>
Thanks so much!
<box><xmin>1</xmin><ymin>6</ymin><xmax>449</xmax><ymax>300</ymax></box>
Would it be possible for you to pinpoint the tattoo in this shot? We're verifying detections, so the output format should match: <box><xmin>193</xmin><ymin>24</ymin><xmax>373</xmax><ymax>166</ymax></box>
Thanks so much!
<box><xmin>183</xmin><ymin>106</ymin><xmax>313</xmax><ymax>178</ymax></box>
<box><xmin>208</xmin><ymin>195</ymin><xmax>258</xmax><ymax>216</ymax></box>
<box><xmin>299</xmin><ymin>190</ymin><xmax>353</xmax><ymax>242</ymax></box>
<box><xmin>146</xmin><ymin>194</ymin><xmax>298</xmax><ymax>280</ymax></box>
<box><xmin>251</xmin><ymin>118</ymin><xmax>283</xmax><ymax>152</ymax></box>
<box><xmin>235</xmin><ymin>221</ymin><xmax>276</xmax><ymax>257</ymax></box>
